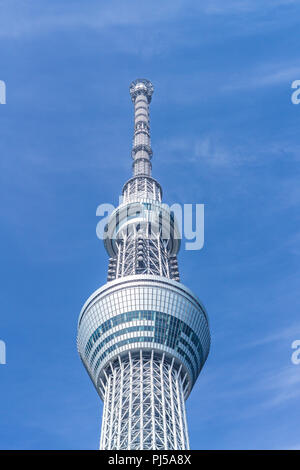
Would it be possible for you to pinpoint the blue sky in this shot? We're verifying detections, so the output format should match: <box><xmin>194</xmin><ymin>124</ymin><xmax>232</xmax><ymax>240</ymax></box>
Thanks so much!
<box><xmin>0</xmin><ymin>0</ymin><xmax>300</xmax><ymax>450</ymax></box>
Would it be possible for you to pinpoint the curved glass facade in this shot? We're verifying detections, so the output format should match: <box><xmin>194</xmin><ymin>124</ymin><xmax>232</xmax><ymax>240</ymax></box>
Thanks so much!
<box><xmin>77</xmin><ymin>275</ymin><xmax>210</xmax><ymax>399</ymax></box>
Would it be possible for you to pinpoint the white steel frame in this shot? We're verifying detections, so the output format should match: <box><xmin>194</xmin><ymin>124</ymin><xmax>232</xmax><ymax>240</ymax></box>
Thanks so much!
<box><xmin>99</xmin><ymin>351</ymin><xmax>189</xmax><ymax>450</ymax></box>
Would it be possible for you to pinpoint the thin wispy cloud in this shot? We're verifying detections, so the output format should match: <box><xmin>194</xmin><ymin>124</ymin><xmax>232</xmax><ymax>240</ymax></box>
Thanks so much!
<box><xmin>202</xmin><ymin>0</ymin><xmax>298</xmax><ymax>14</ymax></box>
<box><xmin>158</xmin><ymin>134</ymin><xmax>300</xmax><ymax>169</ymax></box>
<box><xmin>223</xmin><ymin>63</ymin><xmax>300</xmax><ymax>91</ymax></box>
<box><xmin>0</xmin><ymin>0</ymin><xmax>299</xmax><ymax>39</ymax></box>
<box><xmin>244</xmin><ymin>323</ymin><xmax>300</xmax><ymax>349</ymax></box>
<box><xmin>257</xmin><ymin>366</ymin><xmax>300</xmax><ymax>408</ymax></box>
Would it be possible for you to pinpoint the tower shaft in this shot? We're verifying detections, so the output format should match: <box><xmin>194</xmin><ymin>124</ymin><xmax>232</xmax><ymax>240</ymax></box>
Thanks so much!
<box><xmin>100</xmin><ymin>351</ymin><xmax>189</xmax><ymax>450</ymax></box>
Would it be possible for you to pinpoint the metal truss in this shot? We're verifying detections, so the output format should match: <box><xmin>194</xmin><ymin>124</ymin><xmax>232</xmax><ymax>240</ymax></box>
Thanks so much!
<box><xmin>100</xmin><ymin>351</ymin><xmax>189</xmax><ymax>450</ymax></box>
<box><xmin>122</xmin><ymin>176</ymin><xmax>162</xmax><ymax>203</ymax></box>
<box><xmin>107</xmin><ymin>228</ymin><xmax>180</xmax><ymax>282</ymax></box>
<box><xmin>117</xmin><ymin>230</ymin><xmax>169</xmax><ymax>278</ymax></box>
<box><xmin>105</xmin><ymin>79</ymin><xmax>180</xmax><ymax>284</ymax></box>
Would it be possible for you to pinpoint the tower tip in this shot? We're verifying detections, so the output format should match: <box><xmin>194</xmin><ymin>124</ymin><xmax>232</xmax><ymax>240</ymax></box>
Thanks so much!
<box><xmin>129</xmin><ymin>78</ymin><xmax>154</xmax><ymax>103</ymax></box>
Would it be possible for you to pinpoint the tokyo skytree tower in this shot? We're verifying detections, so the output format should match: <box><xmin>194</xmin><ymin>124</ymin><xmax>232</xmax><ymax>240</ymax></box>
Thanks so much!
<box><xmin>77</xmin><ymin>79</ymin><xmax>210</xmax><ymax>450</ymax></box>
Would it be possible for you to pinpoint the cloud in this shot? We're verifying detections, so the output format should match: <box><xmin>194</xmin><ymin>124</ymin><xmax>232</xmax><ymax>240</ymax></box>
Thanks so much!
<box><xmin>158</xmin><ymin>132</ymin><xmax>300</xmax><ymax>170</ymax></box>
<box><xmin>286</xmin><ymin>443</ymin><xmax>300</xmax><ymax>450</ymax></box>
<box><xmin>0</xmin><ymin>1</ymin><xmax>185</xmax><ymax>38</ymax></box>
<box><xmin>243</xmin><ymin>323</ymin><xmax>300</xmax><ymax>349</ymax></box>
<box><xmin>201</xmin><ymin>0</ymin><xmax>298</xmax><ymax>15</ymax></box>
<box><xmin>257</xmin><ymin>366</ymin><xmax>300</xmax><ymax>408</ymax></box>
<box><xmin>157</xmin><ymin>135</ymin><xmax>252</xmax><ymax>168</ymax></box>
<box><xmin>285</xmin><ymin>231</ymin><xmax>300</xmax><ymax>256</ymax></box>
<box><xmin>222</xmin><ymin>63</ymin><xmax>300</xmax><ymax>91</ymax></box>
<box><xmin>0</xmin><ymin>0</ymin><xmax>299</xmax><ymax>39</ymax></box>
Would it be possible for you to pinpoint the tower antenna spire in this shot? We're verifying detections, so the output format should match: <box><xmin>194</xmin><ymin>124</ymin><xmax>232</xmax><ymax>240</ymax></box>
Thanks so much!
<box><xmin>129</xmin><ymin>78</ymin><xmax>154</xmax><ymax>177</ymax></box>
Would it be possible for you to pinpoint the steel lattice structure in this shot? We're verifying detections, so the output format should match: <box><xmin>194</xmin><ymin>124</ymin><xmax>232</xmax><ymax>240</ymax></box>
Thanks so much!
<box><xmin>77</xmin><ymin>79</ymin><xmax>210</xmax><ymax>450</ymax></box>
<box><xmin>100</xmin><ymin>351</ymin><xmax>189</xmax><ymax>450</ymax></box>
